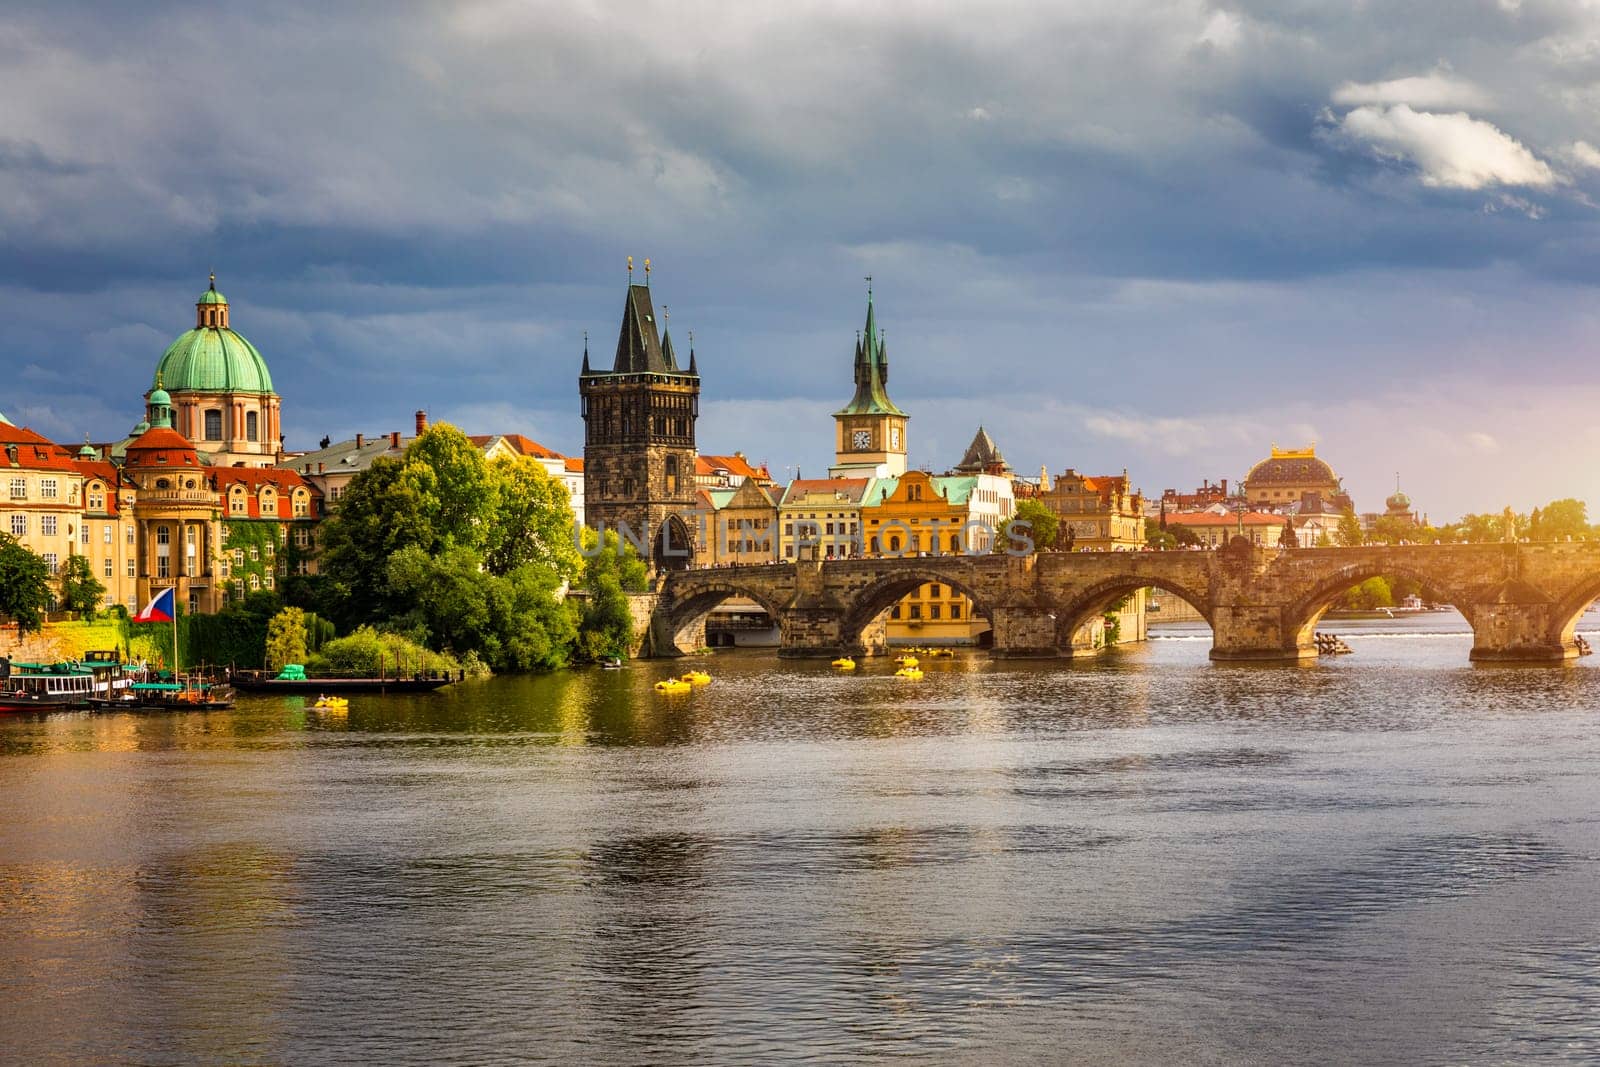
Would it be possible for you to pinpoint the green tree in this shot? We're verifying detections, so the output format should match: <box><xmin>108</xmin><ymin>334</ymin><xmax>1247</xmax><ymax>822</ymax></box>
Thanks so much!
<box><xmin>265</xmin><ymin>607</ymin><xmax>308</xmax><ymax>670</ymax></box>
<box><xmin>1368</xmin><ymin>515</ymin><xmax>1416</xmax><ymax>545</ymax></box>
<box><xmin>1144</xmin><ymin>518</ymin><xmax>1177</xmax><ymax>551</ymax></box>
<box><xmin>484</xmin><ymin>454</ymin><xmax>581</xmax><ymax>579</ymax></box>
<box><xmin>1013</xmin><ymin>499</ymin><xmax>1059</xmax><ymax>550</ymax></box>
<box><xmin>317</xmin><ymin>456</ymin><xmax>432</xmax><ymax>627</ymax></box>
<box><xmin>58</xmin><ymin>554</ymin><xmax>105</xmax><ymax>617</ymax></box>
<box><xmin>0</xmin><ymin>533</ymin><xmax>51</xmax><ymax>634</ymax></box>
<box><xmin>1532</xmin><ymin>498</ymin><xmax>1589</xmax><ymax>541</ymax></box>
<box><xmin>400</xmin><ymin>424</ymin><xmax>497</xmax><ymax>552</ymax></box>
<box><xmin>1344</xmin><ymin>576</ymin><xmax>1393</xmax><ymax>610</ymax></box>
<box><xmin>574</xmin><ymin>528</ymin><xmax>649</xmax><ymax>660</ymax></box>
<box><xmin>1336</xmin><ymin>507</ymin><xmax>1364</xmax><ymax>547</ymax></box>
<box><xmin>1170</xmin><ymin>523</ymin><xmax>1202</xmax><ymax>548</ymax></box>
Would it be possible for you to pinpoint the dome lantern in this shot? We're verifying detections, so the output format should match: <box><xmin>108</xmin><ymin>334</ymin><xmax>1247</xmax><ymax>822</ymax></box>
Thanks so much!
<box><xmin>196</xmin><ymin>272</ymin><xmax>229</xmax><ymax>328</ymax></box>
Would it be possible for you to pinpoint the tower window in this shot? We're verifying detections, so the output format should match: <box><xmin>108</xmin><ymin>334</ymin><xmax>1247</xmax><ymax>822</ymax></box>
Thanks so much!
<box><xmin>666</xmin><ymin>455</ymin><xmax>678</xmax><ymax>495</ymax></box>
<box><xmin>246</xmin><ymin>411</ymin><xmax>259</xmax><ymax>442</ymax></box>
<box><xmin>204</xmin><ymin>409</ymin><xmax>222</xmax><ymax>440</ymax></box>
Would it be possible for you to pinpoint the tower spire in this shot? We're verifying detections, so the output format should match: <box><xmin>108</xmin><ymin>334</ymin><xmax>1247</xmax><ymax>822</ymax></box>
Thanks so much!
<box><xmin>581</xmin><ymin>330</ymin><xmax>591</xmax><ymax>374</ymax></box>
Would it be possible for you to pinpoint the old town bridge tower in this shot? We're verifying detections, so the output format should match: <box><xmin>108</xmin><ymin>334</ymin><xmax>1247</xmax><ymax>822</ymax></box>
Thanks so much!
<box><xmin>580</xmin><ymin>268</ymin><xmax>700</xmax><ymax>568</ymax></box>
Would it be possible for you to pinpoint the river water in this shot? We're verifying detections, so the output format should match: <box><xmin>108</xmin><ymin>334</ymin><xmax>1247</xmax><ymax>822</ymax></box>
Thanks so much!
<box><xmin>3</xmin><ymin>614</ymin><xmax>1600</xmax><ymax>1065</ymax></box>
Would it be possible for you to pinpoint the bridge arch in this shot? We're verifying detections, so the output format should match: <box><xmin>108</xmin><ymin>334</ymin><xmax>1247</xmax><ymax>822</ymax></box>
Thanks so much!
<box><xmin>1550</xmin><ymin>572</ymin><xmax>1600</xmax><ymax>651</ymax></box>
<box><xmin>656</xmin><ymin>578</ymin><xmax>789</xmax><ymax>655</ymax></box>
<box><xmin>838</xmin><ymin>565</ymin><xmax>998</xmax><ymax>648</ymax></box>
<box><xmin>1052</xmin><ymin>574</ymin><xmax>1214</xmax><ymax>650</ymax></box>
<box><xmin>1282</xmin><ymin>560</ymin><xmax>1470</xmax><ymax>654</ymax></box>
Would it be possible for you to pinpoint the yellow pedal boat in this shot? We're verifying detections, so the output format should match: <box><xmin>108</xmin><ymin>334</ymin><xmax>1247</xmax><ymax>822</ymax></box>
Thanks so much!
<box><xmin>894</xmin><ymin>667</ymin><xmax>923</xmax><ymax>680</ymax></box>
<box><xmin>655</xmin><ymin>679</ymin><xmax>693</xmax><ymax>694</ymax></box>
<box><xmin>831</xmin><ymin>657</ymin><xmax>856</xmax><ymax>670</ymax></box>
<box><xmin>313</xmin><ymin>695</ymin><xmax>349</xmax><ymax>710</ymax></box>
<box><xmin>895</xmin><ymin>655</ymin><xmax>919</xmax><ymax>668</ymax></box>
<box><xmin>680</xmin><ymin>670</ymin><xmax>712</xmax><ymax>686</ymax></box>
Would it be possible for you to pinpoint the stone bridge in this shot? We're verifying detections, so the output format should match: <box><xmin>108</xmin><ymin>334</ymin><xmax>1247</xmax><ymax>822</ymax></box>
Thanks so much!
<box><xmin>650</xmin><ymin>539</ymin><xmax>1600</xmax><ymax>663</ymax></box>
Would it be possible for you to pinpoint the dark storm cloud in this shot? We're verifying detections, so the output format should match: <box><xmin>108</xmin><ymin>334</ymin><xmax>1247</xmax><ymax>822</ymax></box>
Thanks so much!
<box><xmin>3</xmin><ymin>0</ymin><xmax>1600</xmax><ymax>515</ymax></box>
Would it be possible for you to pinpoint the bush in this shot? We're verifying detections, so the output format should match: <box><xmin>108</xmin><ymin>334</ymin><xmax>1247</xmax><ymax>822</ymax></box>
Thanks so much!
<box><xmin>306</xmin><ymin>626</ymin><xmax>470</xmax><ymax>677</ymax></box>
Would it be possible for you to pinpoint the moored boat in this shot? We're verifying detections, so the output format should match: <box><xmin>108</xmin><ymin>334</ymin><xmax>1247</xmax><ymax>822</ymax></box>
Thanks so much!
<box><xmin>88</xmin><ymin>679</ymin><xmax>236</xmax><ymax>711</ymax></box>
<box><xmin>229</xmin><ymin>667</ymin><xmax>457</xmax><ymax>694</ymax></box>
<box><xmin>0</xmin><ymin>659</ymin><xmax>97</xmax><ymax>713</ymax></box>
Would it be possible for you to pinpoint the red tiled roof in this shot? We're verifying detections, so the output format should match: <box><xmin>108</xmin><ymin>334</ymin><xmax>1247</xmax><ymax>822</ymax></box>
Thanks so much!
<box><xmin>123</xmin><ymin>427</ymin><xmax>201</xmax><ymax>468</ymax></box>
<box><xmin>563</xmin><ymin>456</ymin><xmax>583</xmax><ymax>473</ymax></box>
<box><xmin>780</xmin><ymin>478</ymin><xmax>871</xmax><ymax>505</ymax></box>
<box><xmin>0</xmin><ymin>425</ymin><xmax>80</xmax><ymax>472</ymax></box>
<box><xmin>701</xmin><ymin>453</ymin><xmax>766</xmax><ymax>481</ymax></box>
<box><xmin>472</xmin><ymin>433</ymin><xmax>562</xmax><ymax>459</ymax></box>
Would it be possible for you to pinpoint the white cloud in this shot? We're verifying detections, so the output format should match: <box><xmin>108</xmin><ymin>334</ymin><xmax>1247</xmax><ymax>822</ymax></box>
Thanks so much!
<box><xmin>1197</xmin><ymin>10</ymin><xmax>1242</xmax><ymax>49</ymax></box>
<box><xmin>1335</xmin><ymin>104</ymin><xmax>1556</xmax><ymax>189</ymax></box>
<box><xmin>1567</xmin><ymin>140</ymin><xmax>1600</xmax><ymax>170</ymax></box>
<box><xmin>1465</xmin><ymin>431</ymin><xmax>1500</xmax><ymax>454</ymax></box>
<box><xmin>1331</xmin><ymin>72</ymin><xmax>1490</xmax><ymax>110</ymax></box>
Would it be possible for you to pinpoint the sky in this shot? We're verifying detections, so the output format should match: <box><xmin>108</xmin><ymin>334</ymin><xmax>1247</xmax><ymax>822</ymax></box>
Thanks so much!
<box><xmin>4</xmin><ymin>0</ymin><xmax>1600</xmax><ymax>520</ymax></box>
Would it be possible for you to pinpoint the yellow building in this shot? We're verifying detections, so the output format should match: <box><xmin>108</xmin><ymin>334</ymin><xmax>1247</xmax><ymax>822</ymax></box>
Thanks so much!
<box><xmin>689</xmin><ymin>478</ymin><xmax>779</xmax><ymax>566</ymax></box>
<box><xmin>861</xmin><ymin>470</ymin><xmax>1008</xmax><ymax>646</ymax></box>
<box><xmin>1</xmin><ymin>420</ymin><xmax>94</xmax><ymax>608</ymax></box>
<box><xmin>778</xmin><ymin>478</ymin><xmax>873</xmax><ymax>561</ymax></box>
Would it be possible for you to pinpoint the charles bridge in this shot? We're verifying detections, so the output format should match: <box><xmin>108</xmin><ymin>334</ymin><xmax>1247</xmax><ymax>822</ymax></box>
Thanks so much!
<box><xmin>646</xmin><ymin>539</ymin><xmax>1600</xmax><ymax>663</ymax></box>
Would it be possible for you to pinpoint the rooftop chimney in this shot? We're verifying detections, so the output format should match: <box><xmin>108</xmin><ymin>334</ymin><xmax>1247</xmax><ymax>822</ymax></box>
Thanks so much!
<box><xmin>415</xmin><ymin>410</ymin><xmax>428</xmax><ymax>435</ymax></box>
<box><xmin>390</xmin><ymin>431</ymin><xmax>401</xmax><ymax>448</ymax></box>
<box><xmin>355</xmin><ymin>433</ymin><xmax>365</xmax><ymax>448</ymax></box>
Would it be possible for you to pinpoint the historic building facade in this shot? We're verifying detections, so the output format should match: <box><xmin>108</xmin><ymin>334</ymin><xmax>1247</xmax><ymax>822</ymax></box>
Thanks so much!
<box><xmin>1242</xmin><ymin>445</ymin><xmax>1351</xmax><ymax>512</ymax></box>
<box><xmin>1034</xmin><ymin>469</ymin><xmax>1147</xmax><ymax>550</ymax></box>
<box><xmin>580</xmin><ymin>277</ymin><xmax>701</xmax><ymax>567</ymax></box>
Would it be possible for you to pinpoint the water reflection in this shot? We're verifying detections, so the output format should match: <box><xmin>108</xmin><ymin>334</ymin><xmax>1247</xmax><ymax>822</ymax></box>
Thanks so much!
<box><xmin>2</xmin><ymin>620</ymin><xmax>1599</xmax><ymax>1063</ymax></box>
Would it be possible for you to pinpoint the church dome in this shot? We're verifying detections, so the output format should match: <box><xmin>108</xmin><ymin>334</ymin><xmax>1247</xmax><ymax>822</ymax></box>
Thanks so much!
<box><xmin>1245</xmin><ymin>446</ymin><xmax>1337</xmax><ymax>488</ymax></box>
<box><xmin>153</xmin><ymin>277</ymin><xmax>275</xmax><ymax>395</ymax></box>
<box><xmin>1387</xmin><ymin>490</ymin><xmax>1411</xmax><ymax>511</ymax></box>
<box><xmin>124</xmin><ymin>426</ymin><xmax>201</xmax><ymax>469</ymax></box>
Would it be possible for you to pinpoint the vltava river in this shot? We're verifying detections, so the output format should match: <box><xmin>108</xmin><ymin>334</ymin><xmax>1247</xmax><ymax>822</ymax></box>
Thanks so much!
<box><xmin>3</xmin><ymin>614</ymin><xmax>1599</xmax><ymax>1065</ymax></box>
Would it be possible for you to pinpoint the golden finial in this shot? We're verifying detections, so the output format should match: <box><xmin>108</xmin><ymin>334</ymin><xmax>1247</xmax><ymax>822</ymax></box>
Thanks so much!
<box><xmin>208</xmin><ymin>270</ymin><xmax>216</xmax><ymax>290</ymax></box>
<box><xmin>644</xmin><ymin>257</ymin><xmax>651</xmax><ymax>285</ymax></box>
<box><xmin>627</xmin><ymin>255</ymin><xmax>633</xmax><ymax>283</ymax></box>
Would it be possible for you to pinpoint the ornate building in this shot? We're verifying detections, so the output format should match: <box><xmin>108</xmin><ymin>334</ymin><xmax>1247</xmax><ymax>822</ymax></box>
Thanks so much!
<box><xmin>1242</xmin><ymin>445</ymin><xmax>1351</xmax><ymax>512</ymax></box>
<box><xmin>830</xmin><ymin>285</ymin><xmax>908</xmax><ymax>478</ymax></box>
<box><xmin>579</xmin><ymin>272</ymin><xmax>701</xmax><ymax>567</ymax></box>
<box><xmin>151</xmin><ymin>275</ymin><xmax>282</xmax><ymax>467</ymax></box>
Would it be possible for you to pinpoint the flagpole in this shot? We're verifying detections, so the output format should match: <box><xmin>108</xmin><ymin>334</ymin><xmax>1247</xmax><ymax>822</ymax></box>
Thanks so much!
<box><xmin>171</xmin><ymin>592</ymin><xmax>179</xmax><ymax>682</ymax></box>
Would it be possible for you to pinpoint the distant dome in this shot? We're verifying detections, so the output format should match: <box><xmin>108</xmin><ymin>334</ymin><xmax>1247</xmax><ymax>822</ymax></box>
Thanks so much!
<box><xmin>1245</xmin><ymin>447</ymin><xmax>1337</xmax><ymax>488</ymax></box>
<box><xmin>1387</xmin><ymin>491</ymin><xmax>1411</xmax><ymax>511</ymax></box>
<box><xmin>148</xmin><ymin>383</ymin><xmax>171</xmax><ymax>407</ymax></box>
<box><xmin>153</xmin><ymin>279</ymin><xmax>275</xmax><ymax>394</ymax></box>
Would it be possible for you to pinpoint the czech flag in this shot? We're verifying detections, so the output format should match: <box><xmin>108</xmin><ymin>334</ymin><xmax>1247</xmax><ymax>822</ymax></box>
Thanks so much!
<box><xmin>134</xmin><ymin>587</ymin><xmax>176</xmax><ymax>623</ymax></box>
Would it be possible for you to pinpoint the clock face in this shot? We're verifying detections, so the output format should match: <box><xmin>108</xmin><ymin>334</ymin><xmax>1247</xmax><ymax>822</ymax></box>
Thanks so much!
<box><xmin>852</xmin><ymin>429</ymin><xmax>872</xmax><ymax>450</ymax></box>
<box><xmin>889</xmin><ymin>427</ymin><xmax>901</xmax><ymax>449</ymax></box>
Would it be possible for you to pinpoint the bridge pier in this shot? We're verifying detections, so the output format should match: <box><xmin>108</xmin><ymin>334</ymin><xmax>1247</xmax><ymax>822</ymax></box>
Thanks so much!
<box><xmin>775</xmin><ymin>608</ymin><xmax>865</xmax><ymax>659</ymax></box>
<box><xmin>1464</xmin><ymin>596</ymin><xmax>1580</xmax><ymax>663</ymax></box>
<box><xmin>1207</xmin><ymin>605</ymin><xmax>1315</xmax><ymax>663</ymax></box>
<box><xmin>987</xmin><ymin>607</ymin><xmax>1062</xmax><ymax>659</ymax></box>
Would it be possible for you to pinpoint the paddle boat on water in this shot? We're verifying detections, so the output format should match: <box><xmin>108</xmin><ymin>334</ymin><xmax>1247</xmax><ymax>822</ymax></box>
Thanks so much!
<box><xmin>895</xmin><ymin>667</ymin><xmax>924</xmax><ymax>680</ymax></box>
<box><xmin>654</xmin><ymin>678</ymin><xmax>693</xmax><ymax>695</ymax></box>
<box><xmin>313</xmin><ymin>695</ymin><xmax>349</xmax><ymax>710</ymax></box>
<box><xmin>831</xmin><ymin>657</ymin><xmax>856</xmax><ymax>670</ymax></box>
<box><xmin>894</xmin><ymin>654</ymin><xmax>919</xmax><ymax>668</ymax></box>
<box><xmin>680</xmin><ymin>670</ymin><xmax>712</xmax><ymax>686</ymax></box>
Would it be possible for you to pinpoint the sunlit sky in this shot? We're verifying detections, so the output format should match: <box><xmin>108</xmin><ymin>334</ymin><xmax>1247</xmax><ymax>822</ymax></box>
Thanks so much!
<box><xmin>5</xmin><ymin>1</ymin><xmax>1600</xmax><ymax>519</ymax></box>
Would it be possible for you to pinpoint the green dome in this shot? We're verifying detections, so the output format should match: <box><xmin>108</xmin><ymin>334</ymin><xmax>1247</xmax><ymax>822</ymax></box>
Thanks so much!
<box><xmin>149</xmin><ymin>384</ymin><xmax>171</xmax><ymax>406</ymax></box>
<box><xmin>198</xmin><ymin>288</ymin><xmax>227</xmax><ymax>305</ymax></box>
<box><xmin>155</xmin><ymin>326</ymin><xmax>274</xmax><ymax>394</ymax></box>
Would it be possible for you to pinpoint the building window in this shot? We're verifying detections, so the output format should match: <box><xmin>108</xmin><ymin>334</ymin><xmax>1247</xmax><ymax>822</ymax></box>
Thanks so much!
<box><xmin>42</xmin><ymin>552</ymin><xmax>57</xmax><ymax>574</ymax></box>
<box><xmin>80</xmin><ymin>524</ymin><xmax>90</xmax><ymax>545</ymax></box>
<box><xmin>950</xmin><ymin>603</ymin><xmax>962</xmax><ymax>619</ymax></box>
<box><xmin>890</xmin><ymin>604</ymin><xmax>901</xmax><ymax>619</ymax></box>
<box><xmin>294</xmin><ymin>528</ymin><xmax>310</xmax><ymax>548</ymax></box>
<box><xmin>8</xmin><ymin>477</ymin><xmax>24</xmax><ymax>500</ymax></box>
<box><xmin>261</xmin><ymin>493</ymin><xmax>277</xmax><ymax>516</ymax></box>
<box><xmin>126</xmin><ymin>558</ymin><xmax>136</xmax><ymax>578</ymax></box>
<box><xmin>665</xmin><ymin>455</ymin><xmax>679</xmax><ymax>495</ymax></box>
<box><xmin>88</xmin><ymin>493</ymin><xmax>104</xmax><ymax>511</ymax></box>
<box><xmin>39</xmin><ymin>478</ymin><xmax>57</xmax><ymax>499</ymax></box>
<box><xmin>909</xmin><ymin>604</ymin><xmax>922</xmax><ymax>620</ymax></box>
<box><xmin>103</xmin><ymin>525</ymin><xmax>112</xmax><ymax>544</ymax></box>
<box><xmin>204</xmin><ymin>409</ymin><xmax>223</xmax><ymax>440</ymax></box>
<box><xmin>103</xmin><ymin>557</ymin><xmax>113</xmax><ymax>578</ymax></box>
<box><xmin>156</xmin><ymin>525</ymin><xmax>170</xmax><ymax>545</ymax></box>
<box><xmin>930</xmin><ymin>604</ymin><xmax>941</xmax><ymax>620</ymax></box>
<box><xmin>8</xmin><ymin>514</ymin><xmax>23</xmax><ymax>536</ymax></box>
<box><xmin>231</xmin><ymin>491</ymin><xmax>247</xmax><ymax>516</ymax></box>
<box><xmin>126</xmin><ymin>525</ymin><xmax>134</xmax><ymax>544</ymax></box>
<box><xmin>246</xmin><ymin>411</ymin><xmax>259</xmax><ymax>442</ymax></box>
<box><xmin>157</xmin><ymin>556</ymin><xmax>169</xmax><ymax>578</ymax></box>
<box><xmin>249</xmin><ymin>574</ymin><xmax>260</xmax><ymax>591</ymax></box>
<box><xmin>41</xmin><ymin>515</ymin><xmax>57</xmax><ymax>537</ymax></box>
<box><xmin>249</xmin><ymin>545</ymin><xmax>258</xmax><ymax>561</ymax></box>
<box><xmin>930</xmin><ymin>584</ymin><xmax>942</xmax><ymax>599</ymax></box>
<box><xmin>292</xmin><ymin>495</ymin><xmax>309</xmax><ymax>517</ymax></box>
<box><xmin>234</xmin><ymin>548</ymin><xmax>244</xmax><ymax>566</ymax></box>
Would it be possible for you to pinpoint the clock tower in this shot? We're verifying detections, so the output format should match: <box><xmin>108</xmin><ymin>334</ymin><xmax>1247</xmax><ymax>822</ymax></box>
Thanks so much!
<box><xmin>829</xmin><ymin>282</ymin><xmax>907</xmax><ymax>478</ymax></box>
